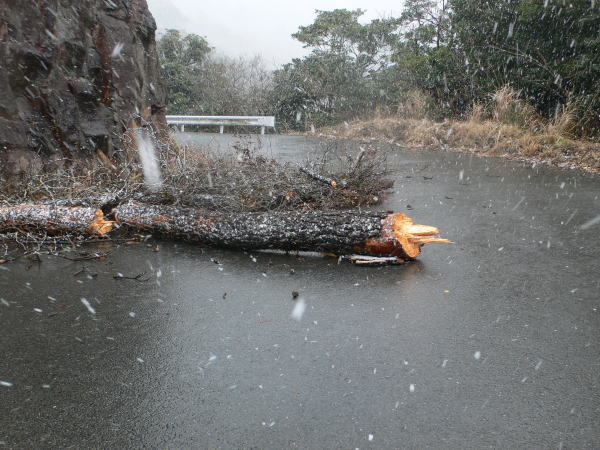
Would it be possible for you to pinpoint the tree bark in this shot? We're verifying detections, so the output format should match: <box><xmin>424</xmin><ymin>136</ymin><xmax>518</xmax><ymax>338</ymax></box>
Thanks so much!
<box><xmin>0</xmin><ymin>204</ymin><xmax>113</xmax><ymax>235</ymax></box>
<box><xmin>0</xmin><ymin>201</ymin><xmax>449</xmax><ymax>259</ymax></box>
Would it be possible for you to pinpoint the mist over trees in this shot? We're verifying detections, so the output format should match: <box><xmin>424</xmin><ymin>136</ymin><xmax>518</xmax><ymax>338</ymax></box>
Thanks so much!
<box><xmin>157</xmin><ymin>30</ymin><xmax>273</xmax><ymax>116</ymax></box>
<box><xmin>158</xmin><ymin>0</ymin><xmax>600</xmax><ymax>137</ymax></box>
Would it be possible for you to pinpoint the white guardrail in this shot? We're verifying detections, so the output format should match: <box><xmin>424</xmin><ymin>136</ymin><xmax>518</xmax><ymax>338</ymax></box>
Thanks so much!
<box><xmin>166</xmin><ymin>115</ymin><xmax>276</xmax><ymax>135</ymax></box>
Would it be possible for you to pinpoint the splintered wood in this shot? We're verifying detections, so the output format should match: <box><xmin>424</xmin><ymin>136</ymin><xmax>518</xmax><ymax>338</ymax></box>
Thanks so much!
<box><xmin>354</xmin><ymin>213</ymin><xmax>450</xmax><ymax>259</ymax></box>
<box><xmin>0</xmin><ymin>201</ymin><xmax>449</xmax><ymax>261</ymax></box>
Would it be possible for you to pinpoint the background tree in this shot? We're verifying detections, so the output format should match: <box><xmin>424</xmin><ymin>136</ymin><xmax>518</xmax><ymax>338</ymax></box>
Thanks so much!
<box><xmin>157</xmin><ymin>31</ymin><xmax>273</xmax><ymax>117</ymax></box>
<box><xmin>272</xmin><ymin>9</ymin><xmax>400</xmax><ymax>128</ymax></box>
<box><xmin>450</xmin><ymin>0</ymin><xmax>600</xmax><ymax>133</ymax></box>
<box><xmin>157</xmin><ymin>30</ymin><xmax>212</xmax><ymax>114</ymax></box>
<box><xmin>391</xmin><ymin>0</ymin><xmax>466</xmax><ymax>117</ymax></box>
<box><xmin>158</xmin><ymin>2</ymin><xmax>600</xmax><ymax>137</ymax></box>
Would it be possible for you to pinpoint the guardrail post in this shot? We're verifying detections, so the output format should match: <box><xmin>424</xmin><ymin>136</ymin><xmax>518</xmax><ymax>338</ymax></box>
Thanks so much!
<box><xmin>261</xmin><ymin>126</ymin><xmax>265</xmax><ymax>135</ymax></box>
<box><xmin>180</xmin><ymin>125</ymin><xmax>185</xmax><ymax>132</ymax></box>
<box><xmin>219</xmin><ymin>125</ymin><xmax>224</xmax><ymax>134</ymax></box>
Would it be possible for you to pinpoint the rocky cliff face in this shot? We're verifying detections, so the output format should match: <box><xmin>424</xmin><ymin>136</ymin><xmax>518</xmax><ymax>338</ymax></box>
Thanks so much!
<box><xmin>0</xmin><ymin>0</ymin><xmax>167</xmax><ymax>175</ymax></box>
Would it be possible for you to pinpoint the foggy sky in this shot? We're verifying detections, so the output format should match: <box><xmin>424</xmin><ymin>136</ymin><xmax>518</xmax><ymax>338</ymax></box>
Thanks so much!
<box><xmin>146</xmin><ymin>0</ymin><xmax>403</xmax><ymax>68</ymax></box>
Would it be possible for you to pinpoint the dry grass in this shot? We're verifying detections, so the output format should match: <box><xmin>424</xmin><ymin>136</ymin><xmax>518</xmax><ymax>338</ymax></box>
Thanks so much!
<box><xmin>0</xmin><ymin>127</ymin><xmax>393</xmax><ymax>211</ymax></box>
<box><xmin>319</xmin><ymin>87</ymin><xmax>600</xmax><ymax>174</ymax></box>
<box><xmin>397</xmin><ymin>90</ymin><xmax>428</xmax><ymax>120</ymax></box>
<box><xmin>491</xmin><ymin>85</ymin><xmax>540</xmax><ymax>129</ymax></box>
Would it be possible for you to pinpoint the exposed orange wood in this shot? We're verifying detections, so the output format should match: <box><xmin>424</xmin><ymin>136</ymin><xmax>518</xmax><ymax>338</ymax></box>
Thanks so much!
<box><xmin>355</xmin><ymin>213</ymin><xmax>450</xmax><ymax>259</ymax></box>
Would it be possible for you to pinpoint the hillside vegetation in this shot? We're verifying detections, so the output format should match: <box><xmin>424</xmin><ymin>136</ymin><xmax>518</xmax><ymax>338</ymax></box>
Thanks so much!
<box><xmin>159</xmin><ymin>1</ymin><xmax>600</xmax><ymax>170</ymax></box>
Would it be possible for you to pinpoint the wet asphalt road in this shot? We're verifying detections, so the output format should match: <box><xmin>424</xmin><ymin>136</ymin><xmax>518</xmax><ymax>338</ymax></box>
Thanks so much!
<box><xmin>1</xmin><ymin>134</ymin><xmax>599</xmax><ymax>448</ymax></box>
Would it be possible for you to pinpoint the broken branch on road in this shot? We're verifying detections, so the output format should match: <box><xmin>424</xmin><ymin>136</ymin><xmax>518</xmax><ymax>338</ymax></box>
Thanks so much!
<box><xmin>299</xmin><ymin>165</ymin><xmax>338</xmax><ymax>189</ymax></box>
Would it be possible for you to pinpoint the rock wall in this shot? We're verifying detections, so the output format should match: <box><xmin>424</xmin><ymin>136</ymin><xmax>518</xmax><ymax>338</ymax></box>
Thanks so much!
<box><xmin>0</xmin><ymin>0</ymin><xmax>167</xmax><ymax>175</ymax></box>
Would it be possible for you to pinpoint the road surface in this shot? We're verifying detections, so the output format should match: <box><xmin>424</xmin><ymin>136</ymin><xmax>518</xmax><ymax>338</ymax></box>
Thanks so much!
<box><xmin>1</xmin><ymin>134</ymin><xmax>599</xmax><ymax>448</ymax></box>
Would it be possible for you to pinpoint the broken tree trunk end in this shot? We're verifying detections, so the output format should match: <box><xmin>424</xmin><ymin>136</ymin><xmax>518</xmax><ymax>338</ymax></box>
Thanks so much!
<box><xmin>0</xmin><ymin>202</ymin><xmax>449</xmax><ymax>259</ymax></box>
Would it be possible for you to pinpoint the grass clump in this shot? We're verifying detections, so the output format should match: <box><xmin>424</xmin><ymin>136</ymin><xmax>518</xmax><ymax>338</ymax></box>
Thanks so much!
<box><xmin>319</xmin><ymin>86</ymin><xmax>600</xmax><ymax>173</ymax></box>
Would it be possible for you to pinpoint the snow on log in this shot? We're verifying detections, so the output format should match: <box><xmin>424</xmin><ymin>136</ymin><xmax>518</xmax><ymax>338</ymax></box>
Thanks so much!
<box><xmin>0</xmin><ymin>201</ymin><xmax>449</xmax><ymax>259</ymax></box>
<box><xmin>112</xmin><ymin>202</ymin><xmax>449</xmax><ymax>258</ymax></box>
<box><xmin>0</xmin><ymin>204</ymin><xmax>114</xmax><ymax>235</ymax></box>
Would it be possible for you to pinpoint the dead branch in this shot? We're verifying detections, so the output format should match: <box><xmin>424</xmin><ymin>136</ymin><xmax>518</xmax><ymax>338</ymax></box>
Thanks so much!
<box><xmin>299</xmin><ymin>165</ymin><xmax>338</xmax><ymax>189</ymax></box>
<box><xmin>113</xmin><ymin>272</ymin><xmax>151</xmax><ymax>281</ymax></box>
<box><xmin>348</xmin><ymin>255</ymin><xmax>405</xmax><ymax>265</ymax></box>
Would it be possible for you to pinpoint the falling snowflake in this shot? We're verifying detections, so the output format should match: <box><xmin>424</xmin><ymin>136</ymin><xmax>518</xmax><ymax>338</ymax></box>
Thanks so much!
<box><xmin>291</xmin><ymin>298</ymin><xmax>306</xmax><ymax>321</ymax></box>
<box><xmin>111</xmin><ymin>42</ymin><xmax>124</xmax><ymax>58</ymax></box>
<box><xmin>581</xmin><ymin>215</ymin><xmax>600</xmax><ymax>230</ymax></box>
<box><xmin>81</xmin><ymin>298</ymin><xmax>96</xmax><ymax>314</ymax></box>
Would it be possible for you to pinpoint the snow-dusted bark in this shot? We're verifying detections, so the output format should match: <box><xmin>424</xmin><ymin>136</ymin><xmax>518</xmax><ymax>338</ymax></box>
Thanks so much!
<box><xmin>0</xmin><ymin>201</ymin><xmax>449</xmax><ymax>259</ymax></box>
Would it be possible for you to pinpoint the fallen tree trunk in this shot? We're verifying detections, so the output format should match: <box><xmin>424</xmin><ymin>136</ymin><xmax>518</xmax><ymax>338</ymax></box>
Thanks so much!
<box><xmin>0</xmin><ymin>204</ymin><xmax>113</xmax><ymax>235</ymax></box>
<box><xmin>0</xmin><ymin>201</ymin><xmax>449</xmax><ymax>259</ymax></box>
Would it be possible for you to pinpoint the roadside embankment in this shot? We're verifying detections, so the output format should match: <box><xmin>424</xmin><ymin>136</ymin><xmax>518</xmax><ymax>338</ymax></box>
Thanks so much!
<box><xmin>314</xmin><ymin>88</ymin><xmax>600</xmax><ymax>175</ymax></box>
